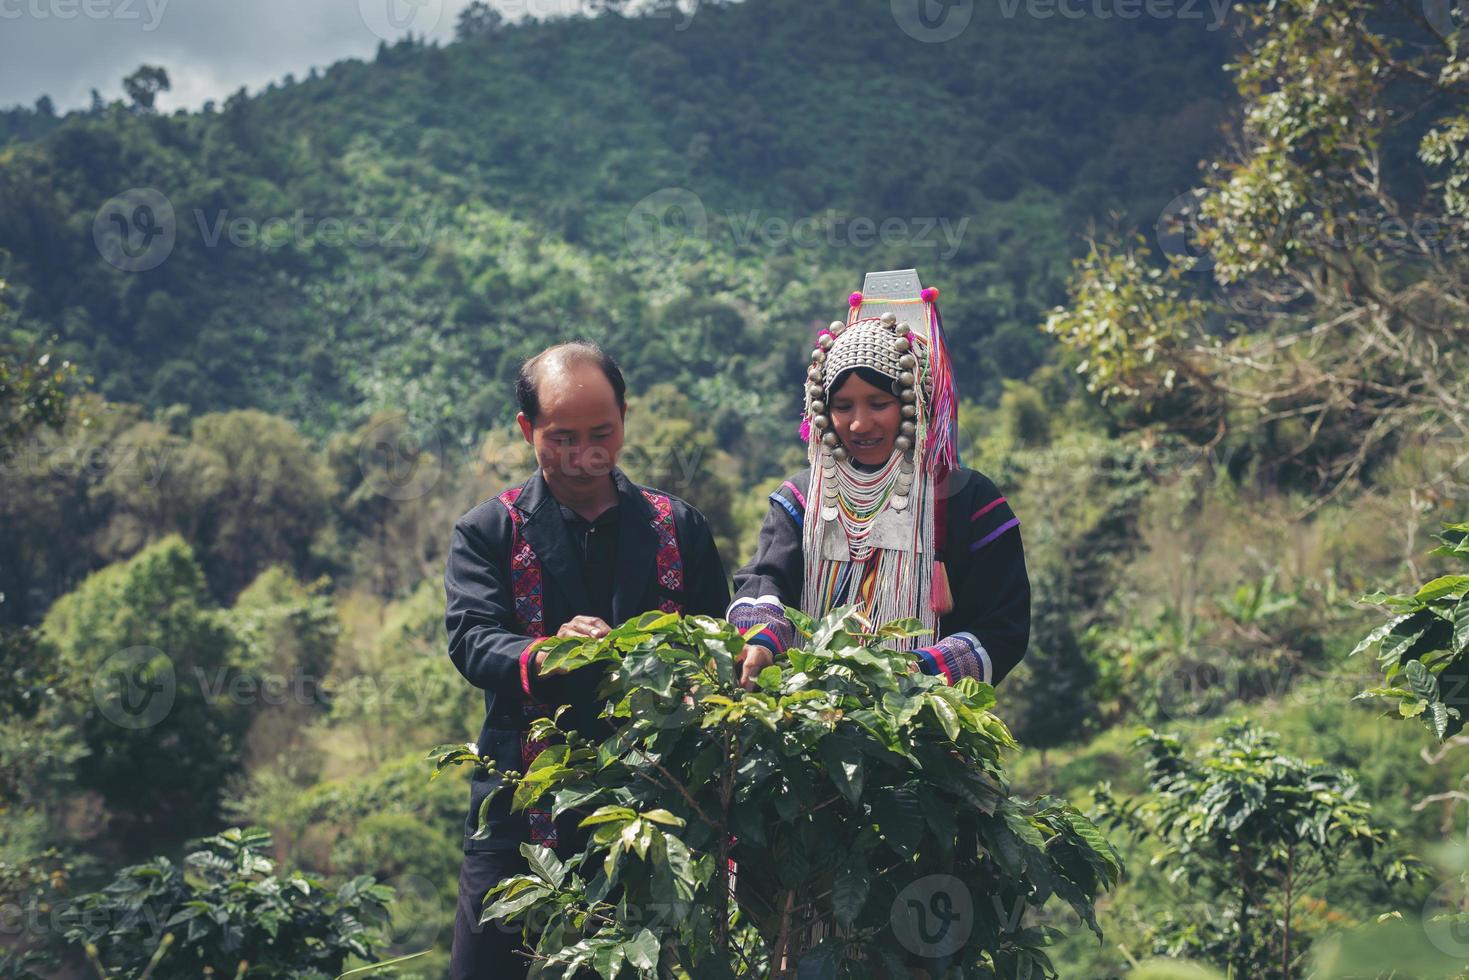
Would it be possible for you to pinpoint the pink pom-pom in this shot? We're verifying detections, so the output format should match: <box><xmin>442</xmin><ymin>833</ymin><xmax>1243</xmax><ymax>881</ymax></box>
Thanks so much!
<box><xmin>921</xmin><ymin>286</ymin><xmax>940</xmax><ymax>303</ymax></box>
<box><xmin>848</xmin><ymin>292</ymin><xmax>863</xmax><ymax>308</ymax></box>
<box><xmin>798</xmin><ymin>417</ymin><xmax>812</xmax><ymax>443</ymax></box>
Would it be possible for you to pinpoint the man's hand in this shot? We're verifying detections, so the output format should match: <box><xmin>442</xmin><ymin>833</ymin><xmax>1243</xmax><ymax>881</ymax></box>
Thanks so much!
<box><xmin>535</xmin><ymin>616</ymin><xmax>612</xmax><ymax>675</ymax></box>
<box><xmin>736</xmin><ymin>643</ymin><xmax>774</xmax><ymax>691</ymax></box>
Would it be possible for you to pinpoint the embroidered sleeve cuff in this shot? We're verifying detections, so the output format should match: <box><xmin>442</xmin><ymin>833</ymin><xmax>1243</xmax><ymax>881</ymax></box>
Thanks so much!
<box><xmin>916</xmin><ymin>633</ymin><xmax>993</xmax><ymax>685</ymax></box>
<box><xmin>728</xmin><ymin>595</ymin><xmax>795</xmax><ymax>654</ymax></box>
<box><xmin>745</xmin><ymin>626</ymin><xmax>786</xmax><ymax>654</ymax></box>
<box><xmin>520</xmin><ymin>637</ymin><xmax>547</xmax><ymax>698</ymax></box>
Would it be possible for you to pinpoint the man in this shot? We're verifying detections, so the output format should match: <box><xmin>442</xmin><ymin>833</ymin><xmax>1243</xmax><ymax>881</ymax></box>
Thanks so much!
<box><xmin>444</xmin><ymin>342</ymin><xmax>735</xmax><ymax>978</ymax></box>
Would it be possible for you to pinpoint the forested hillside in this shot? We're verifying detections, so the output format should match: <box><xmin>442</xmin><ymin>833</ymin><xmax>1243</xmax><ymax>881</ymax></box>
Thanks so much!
<box><xmin>0</xmin><ymin>0</ymin><xmax>1232</xmax><ymax>445</ymax></box>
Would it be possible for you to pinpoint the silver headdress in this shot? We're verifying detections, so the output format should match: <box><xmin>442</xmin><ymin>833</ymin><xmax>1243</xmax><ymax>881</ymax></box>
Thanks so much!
<box><xmin>799</xmin><ymin>270</ymin><xmax>961</xmax><ymax>646</ymax></box>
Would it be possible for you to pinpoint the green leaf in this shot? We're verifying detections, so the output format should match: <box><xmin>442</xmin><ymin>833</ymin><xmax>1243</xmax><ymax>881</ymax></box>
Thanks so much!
<box><xmin>580</xmin><ymin>806</ymin><xmax>637</xmax><ymax>828</ymax></box>
<box><xmin>481</xmin><ymin>884</ymin><xmax>547</xmax><ymax>923</ymax></box>
<box><xmin>818</xmin><ymin>738</ymin><xmax>864</xmax><ymax>804</ymax></box>
<box><xmin>641</xmin><ymin>809</ymin><xmax>685</xmax><ymax>828</ymax></box>
<box><xmin>927</xmin><ymin>692</ymin><xmax>961</xmax><ymax>741</ymax></box>
<box><xmin>335</xmin><ymin>950</ymin><xmax>433</xmax><ymax>978</ymax></box>
<box><xmin>831</xmin><ymin>861</ymin><xmax>870</xmax><ymax>927</ymax></box>
<box><xmin>521</xmin><ymin>845</ymin><xmax>566</xmax><ymax>888</ymax></box>
<box><xmin>1454</xmin><ymin>596</ymin><xmax>1469</xmax><ymax>653</ymax></box>
<box><xmin>871</xmin><ymin>787</ymin><xmax>924</xmax><ymax>859</ymax></box>
<box><xmin>592</xmin><ymin>939</ymin><xmax>626</xmax><ymax>980</ymax></box>
<box><xmin>1418</xmin><ymin>575</ymin><xmax>1469</xmax><ymax>603</ymax></box>
<box><xmin>1404</xmin><ymin>659</ymin><xmax>1439</xmax><ymax>702</ymax></box>
<box><xmin>624</xmin><ymin>928</ymin><xmax>659</xmax><ymax>970</ymax></box>
<box><xmin>1350</xmin><ymin>613</ymin><xmax>1414</xmax><ymax>658</ymax></box>
<box><xmin>1432</xmin><ymin>700</ymin><xmax>1452</xmax><ymax>740</ymax></box>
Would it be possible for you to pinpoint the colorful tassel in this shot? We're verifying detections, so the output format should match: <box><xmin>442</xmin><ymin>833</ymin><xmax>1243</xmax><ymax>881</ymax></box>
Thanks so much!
<box><xmin>931</xmin><ymin>560</ymin><xmax>954</xmax><ymax>616</ymax></box>
<box><xmin>922</xmin><ymin>296</ymin><xmax>960</xmax><ymax>473</ymax></box>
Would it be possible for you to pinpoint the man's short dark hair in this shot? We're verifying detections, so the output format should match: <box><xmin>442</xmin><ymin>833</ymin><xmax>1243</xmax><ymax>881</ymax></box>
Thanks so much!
<box><xmin>515</xmin><ymin>342</ymin><xmax>627</xmax><ymax>424</ymax></box>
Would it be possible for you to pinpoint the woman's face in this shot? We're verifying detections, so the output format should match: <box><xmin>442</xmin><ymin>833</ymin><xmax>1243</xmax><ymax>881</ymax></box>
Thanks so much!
<box><xmin>829</xmin><ymin>372</ymin><xmax>901</xmax><ymax>466</ymax></box>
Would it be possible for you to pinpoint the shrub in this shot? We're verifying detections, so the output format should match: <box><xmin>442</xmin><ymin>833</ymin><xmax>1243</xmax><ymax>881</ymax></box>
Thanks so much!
<box><xmin>433</xmin><ymin>608</ymin><xmax>1123</xmax><ymax>978</ymax></box>
<box><xmin>63</xmin><ymin>827</ymin><xmax>393</xmax><ymax>979</ymax></box>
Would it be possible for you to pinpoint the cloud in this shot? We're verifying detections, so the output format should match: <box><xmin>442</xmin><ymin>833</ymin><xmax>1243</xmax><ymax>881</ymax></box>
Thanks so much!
<box><xmin>0</xmin><ymin>0</ymin><xmax>578</xmax><ymax>112</ymax></box>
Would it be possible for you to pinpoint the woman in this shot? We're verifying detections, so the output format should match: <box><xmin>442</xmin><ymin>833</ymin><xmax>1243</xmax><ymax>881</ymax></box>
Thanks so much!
<box><xmin>729</xmin><ymin>276</ymin><xmax>1030</xmax><ymax>686</ymax></box>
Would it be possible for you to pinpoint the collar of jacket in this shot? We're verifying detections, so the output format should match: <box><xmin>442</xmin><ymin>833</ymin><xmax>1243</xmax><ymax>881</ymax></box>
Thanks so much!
<box><xmin>504</xmin><ymin>467</ymin><xmax>664</xmax><ymax>625</ymax></box>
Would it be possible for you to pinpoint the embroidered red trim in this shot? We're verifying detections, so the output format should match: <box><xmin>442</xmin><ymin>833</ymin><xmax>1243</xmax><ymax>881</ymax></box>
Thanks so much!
<box><xmin>499</xmin><ymin>487</ymin><xmax>556</xmax><ymax>846</ymax></box>
<box><xmin>641</xmin><ymin>490</ymin><xmax>685</xmax><ymax>615</ymax></box>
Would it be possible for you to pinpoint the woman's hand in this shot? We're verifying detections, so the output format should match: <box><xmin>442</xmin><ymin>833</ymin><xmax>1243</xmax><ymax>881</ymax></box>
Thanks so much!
<box><xmin>736</xmin><ymin>644</ymin><xmax>774</xmax><ymax>690</ymax></box>
<box><xmin>535</xmin><ymin>616</ymin><xmax>612</xmax><ymax>675</ymax></box>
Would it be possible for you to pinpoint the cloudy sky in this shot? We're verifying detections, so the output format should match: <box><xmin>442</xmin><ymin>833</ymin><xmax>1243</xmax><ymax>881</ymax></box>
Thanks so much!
<box><xmin>0</xmin><ymin>0</ymin><xmax>583</xmax><ymax>112</ymax></box>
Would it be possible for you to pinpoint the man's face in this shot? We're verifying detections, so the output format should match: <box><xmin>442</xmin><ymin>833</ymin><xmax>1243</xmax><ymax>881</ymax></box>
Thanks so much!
<box><xmin>518</xmin><ymin>362</ymin><xmax>626</xmax><ymax>491</ymax></box>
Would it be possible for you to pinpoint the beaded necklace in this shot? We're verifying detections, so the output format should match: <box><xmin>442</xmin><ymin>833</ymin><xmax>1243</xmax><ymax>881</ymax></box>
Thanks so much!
<box><xmin>828</xmin><ymin>453</ymin><xmax>903</xmax><ymax>561</ymax></box>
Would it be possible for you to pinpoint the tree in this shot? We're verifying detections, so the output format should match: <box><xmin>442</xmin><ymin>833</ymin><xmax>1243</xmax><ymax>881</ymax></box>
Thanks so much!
<box><xmin>1096</xmin><ymin>721</ymin><xmax>1417</xmax><ymax>980</ymax></box>
<box><xmin>0</xmin><ymin>626</ymin><xmax>86</xmax><ymax>814</ymax></box>
<box><xmin>188</xmin><ymin>410</ymin><xmax>335</xmax><ymax>598</ymax></box>
<box><xmin>0</xmin><ymin>274</ymin><xmax>77</xmax><ymax>450</ymax></box>
<box><xmin>455</xmin><ymin>0</ymin><xmax>504</xmax><ymax>40</ymax></box>
<box><xmin>41</xmin><ymin>536</ymin><xmax>250</xmax><ymax>843</ymax></box>
<box><xmin>622</xmin><ymin>383</ymin><xmax>742</xmax><ymax>566</ymax></box>
<box><xmin>1045</xmin><ymin>0</ymin><xmax>1469</xmax><ymax>498</ymax></box>
<box><xmin>121</xmin><ymin>65</ymin><xmax>170</xmax><ymax>112</ymax></box>
<box><xmin>226</xmin><ymin>567</ymin><xmax>339</xmax><ymax>769</ymax></box>
<box><xmin>433</xmin><ymin>608</ymin><xmax>1123</xmax><ymax>977</ymax></box>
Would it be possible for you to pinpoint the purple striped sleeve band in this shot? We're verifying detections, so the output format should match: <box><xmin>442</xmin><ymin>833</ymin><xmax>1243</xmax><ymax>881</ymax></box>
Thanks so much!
<box><xmin>782</xmin><ymin>480</ymin><xmax>807</xmax><ymax>510</ymax></box>
<box><xmin>970</xmin><ymin>517</ymin><xmax>1020</xmax><ymax>552</ymax></box>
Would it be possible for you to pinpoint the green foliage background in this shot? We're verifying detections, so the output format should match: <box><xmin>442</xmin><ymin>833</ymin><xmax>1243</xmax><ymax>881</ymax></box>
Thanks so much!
<box><xmin>4</xmin><ymin>0</ymin><xmax>1469</xmax><ymax>977</ymax></box>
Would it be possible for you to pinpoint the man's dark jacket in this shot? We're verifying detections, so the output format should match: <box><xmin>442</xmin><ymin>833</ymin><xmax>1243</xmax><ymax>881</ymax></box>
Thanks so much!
<box><xmin>445</xmin><ymin>467</ymin><xmax>729</xmax><ymax>852</ymax></box>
